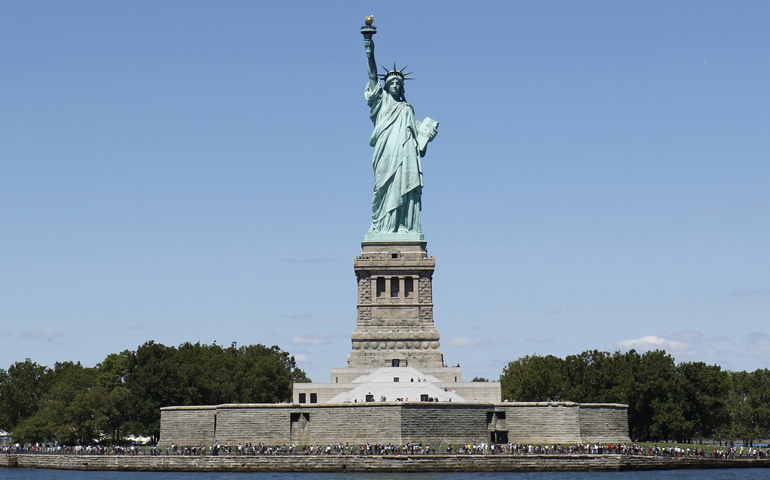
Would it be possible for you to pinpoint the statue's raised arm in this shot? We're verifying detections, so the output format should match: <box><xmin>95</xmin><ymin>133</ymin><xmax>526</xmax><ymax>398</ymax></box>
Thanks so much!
<box><xmin>362</xmin><ymin>17</ymin><xmax>378</xmax><ymax>82</ymax></box>
<box><xmin>364</xmin><ymin>40</ymin><xmax>377</xmax><ymax>82</ymax></box>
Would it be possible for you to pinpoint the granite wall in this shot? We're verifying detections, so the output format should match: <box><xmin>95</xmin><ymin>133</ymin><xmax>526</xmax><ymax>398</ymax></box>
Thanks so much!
<box><xmin>159</xmin><ymin>401</ymin><xmax>630</xmax><ymax>447</ymax></box>
<box><xmin>504</xmin><ymin>403</ymin><xmax>582</xmax><ymax>444</ymax></box>
<box><xmin>158</xmin><ymin>406</ymin><xmax>216</xmax><ymax>446</ymax></box>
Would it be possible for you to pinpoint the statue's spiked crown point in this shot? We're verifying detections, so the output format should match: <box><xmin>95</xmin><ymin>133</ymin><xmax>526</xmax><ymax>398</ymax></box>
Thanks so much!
<box><xmin>379</xmin><ymin>63</ymin><xmax>414</xmax><ymax>82</ymax></box>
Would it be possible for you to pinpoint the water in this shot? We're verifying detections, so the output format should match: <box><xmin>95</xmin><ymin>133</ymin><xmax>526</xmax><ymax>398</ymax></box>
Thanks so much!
<box><xmin>1</xmin><ymin>471</ymin><xmax>769</xmax><ymax>480</ymax></box>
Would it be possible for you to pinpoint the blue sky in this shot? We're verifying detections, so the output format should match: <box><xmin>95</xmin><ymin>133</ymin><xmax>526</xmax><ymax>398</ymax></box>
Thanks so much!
<box><xmin>1</xmin><ymin>1</ymin><xmax>768</xmax><ymax>382</ymax></box>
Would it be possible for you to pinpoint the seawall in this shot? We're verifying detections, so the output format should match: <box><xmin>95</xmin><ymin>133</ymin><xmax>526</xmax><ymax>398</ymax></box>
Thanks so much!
<box><xmin>2</xmin><ymin>454</ymin><xmax>769</xmax><ymax>472</ymax></box>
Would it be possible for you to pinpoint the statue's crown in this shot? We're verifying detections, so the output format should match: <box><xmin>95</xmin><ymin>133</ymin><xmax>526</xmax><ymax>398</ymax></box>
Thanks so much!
<box><xmin>379</xmin><ymin>62</ymin><xmax>413</xmax><ymax>82</ymax></box>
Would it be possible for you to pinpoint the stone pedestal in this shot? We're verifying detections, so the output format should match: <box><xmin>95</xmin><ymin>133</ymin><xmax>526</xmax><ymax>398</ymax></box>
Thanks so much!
<box><xmin>292</xmin><ymin>239</ymin><xmax>500</xmax><ymax>404</ymax></box>
<box><xmin>348</xmin><ymin>241</ymin><xmax>444</xmax><ymax>369</ymax></box>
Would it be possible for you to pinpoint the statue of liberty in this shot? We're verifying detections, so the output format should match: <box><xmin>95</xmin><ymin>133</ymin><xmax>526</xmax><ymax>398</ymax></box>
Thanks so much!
<box><xmin>362</xmin><ymin>18</ymin><xmax>438</xmax><ymax>240</ymax></box>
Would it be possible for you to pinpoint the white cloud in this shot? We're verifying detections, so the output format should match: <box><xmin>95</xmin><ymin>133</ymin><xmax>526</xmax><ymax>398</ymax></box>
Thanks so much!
<box><xmin>743</xmin><ymin>333</ymin><xmax>770</xmax><ymax>357</ymax></box>
<box><xmin>447</xmin><ymin>337</ymin><xmax>481</xmax><ymax>347</ymax></box>
<box><xmin>702</xmin><ymin>348</ymin><xmax>734</xmax><ymax>357</ymax></box>
<box><xmin>745</xmin><ymin>344</ymin><xmax>770</xmax><ymax>357</ymax></box>
<box><xmin>526</xmin><ymin>336</ymin><xmax>554</xmax><ymax>343</ymax></box>
<box><xmin>614</xmin><ymin>330</ymin><xmax>747</xmax><ymax>360</ymax></box>
<box><xmin>664</xmin><ymin>330</ymin><xmax>733</xmax><ymax>343</ymax></box>
<box><xmin>291</xmin><ymin>333</ymin><xmax>344</xmax><ymax>345</ymax></box>
<box><xmin>293</xmin><ymin>354</ymin><xmax>310</xmax><ymax>362</ymax></box>
<box><xmin>19</xmin><ymin>330</ymin><xmax>63</xmax><ymax>341</ymax></box>
<box><xmin>292</xmin><ymin>336</ymin><xmax>328</xmax><ymax>345</ymax></box>
<box><xmin>615</xmin><ymin>335</ymin><xmax>692</xmax><ymax>354</ymax></box>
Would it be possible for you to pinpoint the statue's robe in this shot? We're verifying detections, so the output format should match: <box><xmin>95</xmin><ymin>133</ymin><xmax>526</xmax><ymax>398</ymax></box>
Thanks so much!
<box><xmin>365</xmin><ymin>79</ymin><xmax>423</xmax><ymax>234</ymax></box>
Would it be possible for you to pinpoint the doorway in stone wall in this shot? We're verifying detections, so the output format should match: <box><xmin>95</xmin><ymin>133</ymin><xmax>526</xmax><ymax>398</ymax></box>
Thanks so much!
<box><xmin>490</xmin><ymin>431</ymin><xmax>508</xmax><ymax>444</ymax></box>
<box><xmin>290</xmin><ymin>412</ymin><xmax>309</xmax><ymax>445</ymax></box>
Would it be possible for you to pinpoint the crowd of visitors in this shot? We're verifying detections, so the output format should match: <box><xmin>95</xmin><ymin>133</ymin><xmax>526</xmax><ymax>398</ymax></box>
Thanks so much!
<box><xmin>1</xmin><ymin>444</ymin><xmax>154</xmax><ymax>455</ymax></box>
<box><xmin>3</xmin><ymin>442</ymin><xmax>768</xmax><ymax>459</ymax></box>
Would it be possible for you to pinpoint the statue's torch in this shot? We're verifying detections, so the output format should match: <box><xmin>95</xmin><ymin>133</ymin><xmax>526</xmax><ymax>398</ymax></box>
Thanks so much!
<box><xmin>361</xmin><ymin>15</ymin><xmax>376</xmax><ymax>39</ymax></box>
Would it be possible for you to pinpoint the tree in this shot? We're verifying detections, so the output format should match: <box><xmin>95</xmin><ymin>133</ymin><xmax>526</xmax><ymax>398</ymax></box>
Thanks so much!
<box><xmin>0</xmin><ymin>359</ymin><xmax>51</xmax><ymax>432</ymax></box>
<box><xmin>12</xmin><ymin>362</ymin><xmax>105</xmax><ymax>445</ymax></box>
<box><xmin>96</xmin><ymin>351</ymin><xmax>133</xmax><ymax>442</ymax></box>
<box><xmin>1</xmin><ymin>340</ymin><xmax>310</xmax><ymax>445</ymax></box>
<box><xmin>729</xmin><ymin>369</ymin><xmax>770</xmax><ymax>446</ymax></box>
<box><xmin>677</xmin><ymin>362</ymin><xmax>730</xmax><ymax>442</ymax></box>
<box><xmin>123</xmin><ymin>341</ymin><xmax>178</xmax><ymax>443</ymax></box>
<box><xmin>632</xmin><ymin>350</ymin><xmax>685</xmax><ymax>442</ymax></box>
<box><xmin>501</xmin><ymin>355</ymin><xmax>566</xmax><ymax>402</ymax></box>
<box><xmin>123</xmin><ymin>340</ymin><xmax>308</xmax><ymax>442</ymax></box>
<box><xmin>11</xmin><ymin>412</ymin><xmax>52</xmax><ymax>445</ymax></box>
<box><xmin>562</xmin><ymin>349</ymin><xmax>635</xmax><ymax>403</ymax></box>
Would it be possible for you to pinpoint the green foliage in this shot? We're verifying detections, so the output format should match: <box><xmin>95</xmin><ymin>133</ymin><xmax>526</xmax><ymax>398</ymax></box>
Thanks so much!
<box><xmin>123</xmin><ymin>341</ymin><xmax>309</xmax><ymax>442</ymax></box>
<box><xmin>471</xmin><ymin>377</ymin><xmax>489</xmax><ymax>382</ymax></box>
<box><xmin>0</xmin><ymin>341</ymin><xmax>308</xmax><ymax>445</ymax></box>
<box><xmin>728</xmin><ymin>369</ymin><xmax>770</xmax><ymax>445</ymax></box>
<box><xmin>677</xmin><ymin>362</ymin><xmax>730</xmax><ymax>442</ymax></box>
<box><xmin>500</xmin><ymin>349</ymin><xmax>753</xmax><ymax>443</ymax></box>
<box><xmin>632</xmin><ymin>350</ymin><xmax>681</xmax><ymax>442</ymax></box>
<box><xmin>0</xmin><ymin>359</ymin><xmax>51</xmax><ymax>432</ymax></box>
<box><xmin>11</xmin><ymin>362</ymin><xmax>107</xmax><ymax>445</ymax></box>
<box><xmin>501</xmin><ymin>354</ymin><xmax>566</xmax><ymax>402</ymax></box>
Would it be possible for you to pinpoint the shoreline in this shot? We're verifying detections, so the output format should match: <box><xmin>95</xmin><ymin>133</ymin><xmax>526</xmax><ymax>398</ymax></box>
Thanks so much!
<box><xmin>2</xmin><ymin>454</ymin><xmax>769</xmax><ymax>472</ymax></box>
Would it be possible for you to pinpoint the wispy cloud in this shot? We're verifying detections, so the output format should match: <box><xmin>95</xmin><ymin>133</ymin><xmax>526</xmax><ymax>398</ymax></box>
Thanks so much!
<box><xmin>292</xmin><ymin>336</ymin><xmax>329</xmax><ymax>345</ymax></box>
<box><xmin>446</xmin><ymin>337</ymin><xmax>507</xmax><ymax>348</ymax></box>
<box><xmin>664</xmin><ymin>330</ymin><xmax>733</xmax><ymax>343</ymax></box>
<box><xmin>617</xmin><ymin>330</ymin><xmax>770</xmax><ymax>362</ymax></box>
<box><xmin>448</xmin><ymin>337</ymin><xmax>481</xmax><ymax>347</ymax></box>
<box><xmin>615</xmin><ymin>329</ymin><xmax>739</xmax><ymax>358</ymax></box>
<box><xmin>0</xmin><ymin>330</ymin><xmax>12</xmax><ymax>338</ymax></box>
<box><xmin>281</xmin><ymin>257</ymin><xmax>340</xmax><ymax>264</ymax></box>
<box><xmin>548</xmin><ymin>309</ymin><xmax>562</xmax><ymax>315</ymax></box>
<box><xmin>127</xmin><ymin>324</ymin><xmax>146</xmax><ymax>331</ymax></box>
<box><xmin>20</xmin><ymin>330</ymin><xmax>64</xmax><ymax>341</ymax></box>
<box><xmin>742</xmin><ymin>333</ymin><xmax>770</xmax><ymax>358</ymax></box>
<box><xmin>702</xmin><ymin>348</ymin><xmax>734</xmax><ymax>357</ymax></box>
<box><xmin>281</xmin><ymin>313</ymin><xmax>314</xmax><ymax>320</ymax></box>
<box><xmin>291</xmin><ymin>333</ymin><xmax>345</xmax><ymax>345</ymax></box>
<box><xmin>293</xmin><ymin>354</ymin><xmax>310</xmax><ymax>362</ymax></box>
<box><xmin>526</xmin><ymin>336</ymin><xmax>554</xmax><ymax>343</ymax></box>
<box><xmin>615</xmin><ymin>335</ymin><xmax>693</xmax><ymax>354</ymax></box>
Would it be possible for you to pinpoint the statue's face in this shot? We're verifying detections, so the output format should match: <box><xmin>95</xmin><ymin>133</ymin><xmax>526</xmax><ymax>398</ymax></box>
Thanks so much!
<box><xmin>386</xmin><ymin>78</ymin><xmax>403</xmax><ymax>97</ymax></box>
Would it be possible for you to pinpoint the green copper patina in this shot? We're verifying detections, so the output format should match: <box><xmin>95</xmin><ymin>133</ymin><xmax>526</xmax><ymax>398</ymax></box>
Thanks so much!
<box><xmin>362</xmin><ymin>20</ymin><xmax>438</xmax><ymax>242</ymax></box>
